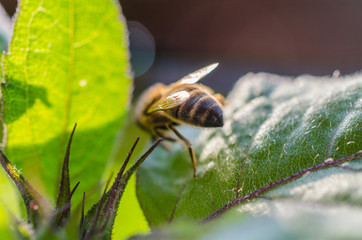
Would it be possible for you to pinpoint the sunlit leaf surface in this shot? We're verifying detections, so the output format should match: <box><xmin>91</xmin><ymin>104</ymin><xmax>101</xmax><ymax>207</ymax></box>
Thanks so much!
<box><xmin>137</xmin><ymin>73</ymin><xmax>362</xmax><ymax>226</ymax></box>
<box><xmin>1</xmin><ymin>0</ymin><xmax>131</xmax><ymax>204</ymax></box>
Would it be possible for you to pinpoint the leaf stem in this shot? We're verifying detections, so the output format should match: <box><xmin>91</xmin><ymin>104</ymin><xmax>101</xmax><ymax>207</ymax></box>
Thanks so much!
<box><xmin>202</xmin><ymin>151</ymin><xmax>362</xmax><ymax>223</ymax></box>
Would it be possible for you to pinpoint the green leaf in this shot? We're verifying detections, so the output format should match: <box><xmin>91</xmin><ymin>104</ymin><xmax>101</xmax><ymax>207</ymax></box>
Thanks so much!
<box><xmin>130</xmin><ymin>202</ymin><xmax>362</xmax><ymax>240</ymax></box>
<box><xmin>1</xmin><ymin>0</ymin><xmax>131</xmax><ymax>204</ymax></box>
<box><xmin>137</xmin><ymin>73</ymin><xmax>362</xmax><ymax>226</ymax></box>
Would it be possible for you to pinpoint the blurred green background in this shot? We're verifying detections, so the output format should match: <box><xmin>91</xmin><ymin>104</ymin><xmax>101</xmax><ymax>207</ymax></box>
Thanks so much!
<box><xmin>2</xmin><ymin>0</ymin><xmax>362</xmax><ymax>95</ymax></box>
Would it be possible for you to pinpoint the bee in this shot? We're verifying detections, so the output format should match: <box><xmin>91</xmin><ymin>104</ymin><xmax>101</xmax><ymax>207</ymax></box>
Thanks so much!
<box><xmin>134</xmin><ymin>63</ymin><xmax>225</xmax><ymax>177</ymax></box>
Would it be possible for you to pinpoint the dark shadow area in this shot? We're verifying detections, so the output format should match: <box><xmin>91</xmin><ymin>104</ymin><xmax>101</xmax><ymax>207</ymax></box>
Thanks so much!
<box><xmin>1</xmin><ymin>79</ymin><xmax>51</xmax><ymax>123</ymax></box>
<box><xmin>119</xmin><ymin>0</ymin><xmax>362</xmax><ymax>98</ymax></box>
<box><xmin>2</xmin><ymin>0</ymin><xmax>361</xmax><ymax>96</ymax></box>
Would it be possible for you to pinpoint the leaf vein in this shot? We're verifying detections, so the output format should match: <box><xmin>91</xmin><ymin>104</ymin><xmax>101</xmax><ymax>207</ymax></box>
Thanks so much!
<box><xmin>323</xmin><ymin>96</ymin><xmax>362</xmax><ymax>160</ymax></box>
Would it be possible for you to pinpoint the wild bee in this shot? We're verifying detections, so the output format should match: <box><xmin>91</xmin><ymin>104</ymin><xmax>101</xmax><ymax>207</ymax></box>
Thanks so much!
<box><xmin>134</xmin><ymin>63</ymin><xmax>225</xmax><ymax>177</ymax></box>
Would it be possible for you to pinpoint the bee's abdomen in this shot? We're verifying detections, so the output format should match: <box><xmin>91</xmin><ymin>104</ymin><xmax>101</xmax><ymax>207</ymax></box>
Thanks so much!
<box><xmin>171</xmin><ymin>90</ymin><xmax>223</xmax><ymax>127</ymax></box>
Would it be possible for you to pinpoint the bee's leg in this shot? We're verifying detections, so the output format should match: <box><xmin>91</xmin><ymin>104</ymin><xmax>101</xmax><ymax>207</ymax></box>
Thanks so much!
<box><xmin>167</xmin><ymin>124</ymin><xmax>197</xmax><ymax>178</ymax></box>
<box><xmin>154</xmin><ymin>127</ymin><xmax>176</xmax><ymax>150</ymax></box>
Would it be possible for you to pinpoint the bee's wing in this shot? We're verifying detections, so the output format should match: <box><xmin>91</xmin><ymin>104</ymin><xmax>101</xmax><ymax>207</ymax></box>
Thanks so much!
<box><xmin>178</xmin><ymin>63</ymin><xmax>219</xmax><ymax>84</ymax></box>
<box><xmin>147</xmin><ymin>90</ymin><xmax>190</xmax><ymax>114</ymax></box>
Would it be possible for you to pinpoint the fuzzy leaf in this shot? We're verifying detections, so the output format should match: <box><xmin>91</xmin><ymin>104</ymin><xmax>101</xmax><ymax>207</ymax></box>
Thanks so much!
<box><xmin>137</xmin><ymin>73</ymin><xmax>362</xmax><ymax>226</ymax></box>
<box><xmin>130</xmin><ymin>202</ymin><xmax>362</xmax><ymax>240</ymax></box>
<box><xmin>1</xmin><ymin>0</ymin><xmax>131</xmax><ymax>204</ymax></box>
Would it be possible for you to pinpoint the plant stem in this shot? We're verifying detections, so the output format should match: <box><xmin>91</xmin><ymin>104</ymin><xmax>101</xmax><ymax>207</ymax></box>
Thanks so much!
<box><xmin>202</xmin><ymin>150</ymin><xmax>362</xmax><ymax>222</ymax></box>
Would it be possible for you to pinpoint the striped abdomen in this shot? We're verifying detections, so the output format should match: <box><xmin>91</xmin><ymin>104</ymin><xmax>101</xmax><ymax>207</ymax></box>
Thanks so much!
<box><xmin>167</xmin><ymin>88</ymin><xmax>223</xmax><ymax>127</ymax></box>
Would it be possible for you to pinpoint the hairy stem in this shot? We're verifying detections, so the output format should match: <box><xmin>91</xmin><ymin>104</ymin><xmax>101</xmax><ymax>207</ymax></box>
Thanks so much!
<box><xmin>202</xmin><ymin>151</ymin><xmax>362</xmax><ymax>222</ymax></box>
